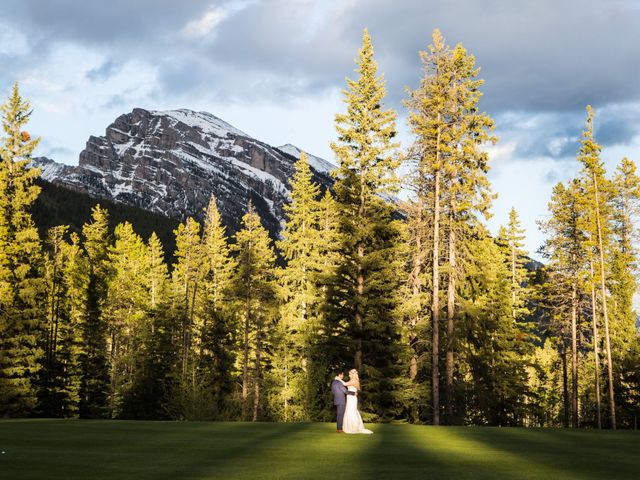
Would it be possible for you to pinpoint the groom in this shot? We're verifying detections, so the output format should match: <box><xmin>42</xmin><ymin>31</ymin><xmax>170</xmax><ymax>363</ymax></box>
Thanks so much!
<box><xmin>331</xmin><ymin>371</ymin><xmax>347</xmax><ymax>432</ymax></box>
<box><xmin>331</xmin><ymin>370</ymin><xmax>355</xmax><ymax>433</ymax></box>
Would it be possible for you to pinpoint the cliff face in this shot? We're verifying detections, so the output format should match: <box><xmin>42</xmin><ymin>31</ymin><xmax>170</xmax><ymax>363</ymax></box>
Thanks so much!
<box><xmin>34</xmin><ymin>108</ymin><xmax>333</xmax><ymax>236</ymax></box>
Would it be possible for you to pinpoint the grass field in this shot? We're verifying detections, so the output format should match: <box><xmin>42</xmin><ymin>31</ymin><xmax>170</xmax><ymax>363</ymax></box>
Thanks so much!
<box><xmin>0</xmin><ymin>420</ymin><xmax>638</xmax><ymax>479</ymax></box>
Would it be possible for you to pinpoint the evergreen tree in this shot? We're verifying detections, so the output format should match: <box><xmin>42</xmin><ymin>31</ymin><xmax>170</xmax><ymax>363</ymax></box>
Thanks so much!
<box><xmin>276</xmin><ymin>153</ymin><xmax>323</xmax><ymax>421</ymax></box>
<box><xmin>131</xmin><ymin>232</ymin><xmax>175</xmax><ymax>419</ymax></box>
<box><xmin>58</xmin><ymin>233</ymin><xmax>90</xmax><ymax>417</ymax></box>
<box><xmin>405</xmin><ymin>29</ymin><xmax>496</xmax><ymax>424</ymax></box>
<box><xmin>404</xmin><ymin>30</ymin><xmax>452</xmax><ymax>424</ymax></box>
<box><xmin>39</xmin><ymin>225</ymin><xmax>68</xmax><ymax>415</ymax></box>
<box><xmin>609</xmin><ymin>157</ymin><xmax>640</xmax><ymax>426</ymax></box>
<box><xmin>0</xmin><ymin>82</ymin><xmax>44</xmax><ymax>416</ymax></box>
<box><xmin>460</xmin><ymin>230</ymin><xmax>531</xmax><ymax>425</ymax></box>
<box><xmin>307</xmin><ymin>188</ymin><xmax>341</xmax><ymax>419</ymax></box>
<box><xmin>399</xmin><ymin>196</ymin><xmax>432</xmax><ymax>423</ymax></box>
<box><xmin>498</xmin><ymin>208</ymin><xmax>530</xmax><ymax>322</ymax></box>
<box><xmin>527</xmin><ymin>337</ymin><xmax>565</xmax><ymax>426</ymax></box>
<box><xmin>442</xmin><ymin>42</ymin><xmax>495</xmax><ymax>423</ymax></box>
<box><xmin>232</xmin><ymin>203</ymin><xmax>277</xmax><ymax>421</ymax></box>
<box><xmin>169</xmin><ymin>217</ymin><xmax>205</xmax><ymax>419</ymax></box>
<box><xmin>38</xmin><ymin>227</ymin><xmax>86</xmax><ymax>417</ymax></box>
<box><xmin>197</xmin><ymin>196</ymin><xmax>237</xmax><ymax>418</ymax></box>
<box><xmin>79</xmin><ymin>204</ymin><xmax>111</xmax><ymax>418</ymax></box>
<box><xmin>103</xmin><ymin>222</ymin><xmax>149</xmax><ymax>417</ymax></box>
<box><xmin>577</xmin><ymin>106</ymin><xmax>617</xmax><ymax>428</ymax></box>
<box><xmin>325</xmin><ymin>29</ymin><xmax>406</xmax><ymax>421</ymax></box>
<box><xmin>539</xmin><ymin>180</ymin><xmax>588</xmax><ymax>427</ymax></box>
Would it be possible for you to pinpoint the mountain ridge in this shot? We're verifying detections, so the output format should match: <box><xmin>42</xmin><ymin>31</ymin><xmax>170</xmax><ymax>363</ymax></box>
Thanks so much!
<box><xmin>33</xmin><ymin>107</ymin><xmax>335</xmax><ymax>236</ymax></box>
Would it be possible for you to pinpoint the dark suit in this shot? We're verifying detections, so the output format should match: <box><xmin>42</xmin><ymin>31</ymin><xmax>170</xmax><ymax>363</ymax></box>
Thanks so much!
<box><xmin>331</xmin><ymin>378</ymin><xmax>347</xmax><ymax>430</ymax></box>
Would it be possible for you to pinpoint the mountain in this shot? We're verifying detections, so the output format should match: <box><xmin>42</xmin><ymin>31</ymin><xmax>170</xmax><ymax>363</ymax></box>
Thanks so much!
<box><xmin>33</xmin><ymin>108</ymin><xmax>335</xmax><ymax>237</ymax></box>
<box><xmin>275</xmin><ymin>144</ymin><xmax>335</xmax><ymax>175</ymax></box>
<box><xmin>32</xmin><ymin>178</ymin><xmax>181</xmax><ymax>263</ymax></box>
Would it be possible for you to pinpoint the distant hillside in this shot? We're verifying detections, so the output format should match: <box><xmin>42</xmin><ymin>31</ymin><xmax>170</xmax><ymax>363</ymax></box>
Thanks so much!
<box><xmin>31</xmin><ymin>179</ymin><xmax>181</xmax><ymax>262</ymax></box>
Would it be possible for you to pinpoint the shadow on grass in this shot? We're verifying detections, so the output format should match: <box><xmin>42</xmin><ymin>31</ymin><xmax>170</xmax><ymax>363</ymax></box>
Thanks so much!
<box><xmin>376</xmin><ymin>424</ymin><xmax>640</xmax><ymax>480</ymax></box>
<box><xmin>465</xmin><ymin>426</ymin><xmax>640</xmax><ymax>480</ymax></box>
<box><xmin>158</xmin><ymin>422</ymin><xmax>310</xmax><ymax>479</ymax></box>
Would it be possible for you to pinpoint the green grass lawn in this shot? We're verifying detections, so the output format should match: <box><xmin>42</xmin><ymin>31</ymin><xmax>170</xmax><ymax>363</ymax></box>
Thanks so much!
<box><xmin>0</xmin><ymin>420</ymin><xmax>638</xmax><ymax>479</ymax></box>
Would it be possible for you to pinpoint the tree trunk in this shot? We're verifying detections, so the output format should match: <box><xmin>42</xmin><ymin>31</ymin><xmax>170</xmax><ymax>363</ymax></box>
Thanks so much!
<box><xmin>571</xmin><ymin>282</ymin><xmax>579</xmax><ymax>428</ymax></box>
<box><xmin>431</xmin><ymin>164</ymin><xmax>441</xmax><ymax>426</ymax></box>
<box><xmin>561</xmin><ymin>341</ymin><xmax>569</xmax><ymax>428</ymax></box>
<box><xmin>109</xmin><ymin>331</ymin><xmax>118</xmax><ymax>418</ymax></box>
<box><xmin>408</xmin><ymin>200</ymin><xmax>424</xmax><ymax>423</ymax></box>
<box><xmin>511</xmin><ymin>236</ymin><xmax>516</xmax><ymax>321</ymax></box>
<box><xmin>590</xmin><ymin>261</ymin><xmax>602</xmax><ymax>429</ymax></box>
<box><xmin>593</xmin><ymin>173</ymin><xmax>616</xmax><ymax>429</ymax></box>
<box><xmin>355</xmin><ymin>246</ymin><xmax>364</xmax><ymax>371</ymax></box>
<box><xmin>445</xmin><ymin>219</ymin><xmax>455</xmax><ymax>422</ymax></box>
<box><xmin>283</xmin><ymin>339</ymin><xmax>289</xmax><ymax>422</ymax></box>
<box><xmin>183</xmin><ymin>275</ymin><xmax>199</xmax><ymax>379</ymax></box>
<box><xmin>253</xmin><ymin>316</ymin><xmax>263</xmax><ymax>422</ymax></box>
<box><xmin>242</xmin><ymin>293</ymin><xmax>250</xmax><ymax>420</ymax></box>
<box><xmin>355</xmin><ymin>168</ymin><xmax>367</xmax><ymax>371</ymax></box>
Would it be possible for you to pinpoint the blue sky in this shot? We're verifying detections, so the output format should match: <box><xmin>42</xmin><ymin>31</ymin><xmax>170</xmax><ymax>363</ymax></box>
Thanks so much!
<box><xmin>1</xmin><ymin>0</ymin><xmax>639</xmax><ymax>258</ymax></box>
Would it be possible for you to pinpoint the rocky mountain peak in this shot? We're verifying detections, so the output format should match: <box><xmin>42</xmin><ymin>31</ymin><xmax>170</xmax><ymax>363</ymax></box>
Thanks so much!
<box><xmin>34</xmin><ymin>108</ymin><xmax>333</xmax><ymax>237</ymax></box>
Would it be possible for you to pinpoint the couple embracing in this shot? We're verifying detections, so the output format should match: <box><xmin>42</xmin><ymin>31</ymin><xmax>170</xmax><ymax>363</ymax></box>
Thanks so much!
<box><xmin>331</xmin><ymin>369</ymin><xmax>373</xmax><ymax>434</ymax></box>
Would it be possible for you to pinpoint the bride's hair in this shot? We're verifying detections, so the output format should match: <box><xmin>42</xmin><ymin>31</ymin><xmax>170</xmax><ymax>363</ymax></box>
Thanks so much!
<box><xmin>349</xmin><ymin>369</ymin><xmax>360</xmax><ymax>390</ymax></box>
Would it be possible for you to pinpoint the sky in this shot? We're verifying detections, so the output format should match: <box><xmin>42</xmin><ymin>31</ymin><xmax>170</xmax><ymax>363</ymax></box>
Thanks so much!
<box><xmin>1</xmin><ymin>0</ymin><xmax>639</xmax><ymax>258</ymax></box>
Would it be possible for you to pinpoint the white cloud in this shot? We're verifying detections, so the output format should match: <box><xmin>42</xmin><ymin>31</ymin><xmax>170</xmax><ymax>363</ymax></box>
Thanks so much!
<box><xmin>183</xmin><ymin>8</ymin><xmax>227</xmax><ymax>39</ymax></box>
<box><xmin>487</xmin><ymin>141</ymin><xmax>517</xmax><ymax>165</ymax></box>
<box><xmin>0</xmin><ymin>22</ymin><xmax>30</xmax><ymax>56</ymax></box>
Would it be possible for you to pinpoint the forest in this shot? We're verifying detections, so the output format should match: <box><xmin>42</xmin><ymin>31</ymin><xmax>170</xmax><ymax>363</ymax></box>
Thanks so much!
<box><xmin>1</xmin><ymin>29</ymin><xmax>638</xmax><ymax>429</ymax></box>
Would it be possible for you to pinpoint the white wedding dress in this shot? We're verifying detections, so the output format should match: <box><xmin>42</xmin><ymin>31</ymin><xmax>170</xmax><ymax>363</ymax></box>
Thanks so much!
<box><xmin>342</xmin><ymin>386</ymin><xmax>373</xmax><ymax>434</ymax></box>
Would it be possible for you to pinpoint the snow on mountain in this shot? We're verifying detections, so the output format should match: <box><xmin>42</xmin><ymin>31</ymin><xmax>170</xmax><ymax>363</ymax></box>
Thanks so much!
<box><xmin>33</xmin><ymin>157</ymin><xmax>68</xmax><ymax>181</ymax></box>
<box><xmin>153</xmin><ymin>109</ymin><xmax>250</xmax><ymax>139</ymax></box>
<box><xmin>32</xmin><ymin>108</ymin><xmax>332</xmax><ymax>236</ymax></box>
<box><xmin>276</xmin><ymin>143</ymin><xmax>336</xmax><ymax>175</ymax></box>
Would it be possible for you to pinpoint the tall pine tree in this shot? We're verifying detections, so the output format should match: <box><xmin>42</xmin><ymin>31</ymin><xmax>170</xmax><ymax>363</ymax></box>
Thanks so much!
<box><xmin>324</xmin><ymin>29</ymin><xmax>406</xmax><ymax>421</ymax></box>
<box><xmin>0</xmin><ymin>82</ymin><xmax>44</xmax><ymax>416</ymax></box>
<box><xmin>577</xmin><ymin>106</ymin><xmax>616</xmax><ymax>428</ymax></box>
<box><xmin>405</xmin><ymin>29</ymin><xmax>496</xmax><ymax>423</ymax></box>
<box><xmin>79</xmin><ymin>205</ymin><xmax>111</xmax><ymax>418</ymax></box>
<box><xmin>197</xmin><ymin>196</ymin><xmax>238</xmax><ymax>418</ymax></box>
<box><xmin>232</xmin><ymin>203</ymin><xmax>277</xmax><ymax>421</ymax></box>
<box><xmin>276</xmin><ymin>153</ymin><xmax>324</xmax><ymax>421</ymax></box>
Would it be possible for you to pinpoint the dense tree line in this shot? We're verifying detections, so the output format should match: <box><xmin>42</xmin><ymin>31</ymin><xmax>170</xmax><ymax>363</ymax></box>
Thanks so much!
<box><xmin>1</xmin><ymin>29</ymin><xmax>638</xmax><ymax>428</ymax></box>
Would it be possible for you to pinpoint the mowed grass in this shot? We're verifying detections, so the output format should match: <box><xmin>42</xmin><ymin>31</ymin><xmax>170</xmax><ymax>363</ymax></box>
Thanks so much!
<box><xmin>0</xmin><ymin>420</ymin><xmax>638</xmax><ymax>480</ymax></box>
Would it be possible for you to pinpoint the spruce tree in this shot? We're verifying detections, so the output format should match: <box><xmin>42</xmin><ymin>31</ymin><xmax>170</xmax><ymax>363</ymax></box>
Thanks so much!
<box><xmin>232</xmin><ymin>203</ymin><xmax>277</xmax><ymax>421</ymax></box>
<box><xmin>443</xmin><ymin>42</ymin><xmax>495</xmax><ymax>422</ymax></box>
<box><xmin>79</xmin><ymin>204</ymin><xmax>111</xmax><ymax>418</ymax></box>
<box><xmin>460</xmin><ymin>229</ymin><xmax>531</xmax><ymax>425</ymax></box>
<box><xmin>577</xmin><ymin>106</ymin><xmax>616</xmax><ymax>428</ymax></box>
<box><xmin>405</xmin><ymin>29</ymin><xmax>495</xmax><ymax>423</ymax></box>
<box><xmin>59</xmin><ymin>232</ymin><xmax>90</xmax><ymax>417</ymax></box>
<box><xmin>276</xmin><ymin>153</ymin><xmax>323</xmax><ymax>421</ymax></box>
<box><xmin>609</xmin><ymin>157</ymin><xmax>640</xmax><ymax>426</ymax></box>
<box><xmin>539</xmin><ymin>180</ymin><xmax>588</xmax><ymax>427</ymax></box>
<box><xmin>170</xmin><ymin>217</ymin><xmax>205</xmax><ymax>418</ymax></box>
<box><xmin>0</xmin><ymin>82</ymin><xmax>44</xmax><ymax>416</ymax></box>
<box><xmin>38</xmin><ymin>226</ymin><xmax>86</xmax><ymax>417</ymax></box>
<box><xmin>139</xmin><ymin>232</ymin><xmax>174</xmax><ymax>418</ymax></box>
<box><xmin>104</xmin><ymin>222</ymin><xmax>149</xmax><ymax>417</ymax></box>
<box><xmin>405</xmin><ymin>30</ymin><xmax>452</xmax><ymax>424</ymax></box>
<box><xmin>198</xmin><ymin>196</ymin><xmax>237</xmax><ymax>418</ymax></box>
<box><xmin>308</xmin><ymin>188</ymin><xmax>340</xmax><ymax>419</ymax></box>
<box><xmin>39</xmin><ymin>225</ymin><xmax>68</xmax><ymax>416</ymax></box>
<box><xmin>325</xmin><ymin>29</ymin><xmax>405</xmax><ymax>421</ymax></box>
<box><xmin>498</xmin><ymin>208</ymin><xmax>530</xmax><ymax>322</ymax></box>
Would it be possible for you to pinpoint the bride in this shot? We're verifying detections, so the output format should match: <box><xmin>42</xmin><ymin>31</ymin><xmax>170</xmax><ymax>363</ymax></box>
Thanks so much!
<box><xmin>342</xmin><ymin>369</ymin><xmax>373</xmax><ymax>434</ymax></box>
